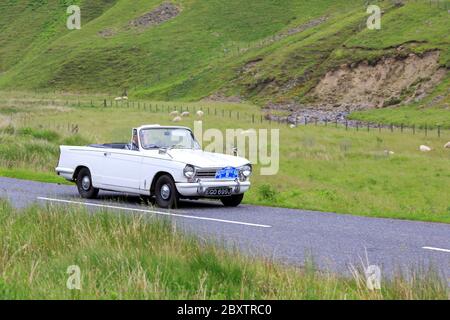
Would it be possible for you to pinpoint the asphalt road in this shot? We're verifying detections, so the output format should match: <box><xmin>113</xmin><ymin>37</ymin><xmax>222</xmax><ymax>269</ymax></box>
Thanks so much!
<box><xmin>1</xmin><ymin>177</ymin><xmax>449</xmax><ymax>282</ymax></box>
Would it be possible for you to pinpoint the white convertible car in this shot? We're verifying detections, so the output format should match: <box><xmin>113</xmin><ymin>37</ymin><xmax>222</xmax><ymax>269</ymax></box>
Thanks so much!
<box><xmin>56</xmin><ymin>125</ymin><xmax>252</xmax><ymax>208</ymax></box>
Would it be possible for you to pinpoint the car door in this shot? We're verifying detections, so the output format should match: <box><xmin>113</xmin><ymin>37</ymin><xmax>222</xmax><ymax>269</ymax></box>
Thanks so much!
<box><xmin>101</xmin><ymin>148</ymin><xmax>143</xmax><ymax>192</ymax></box>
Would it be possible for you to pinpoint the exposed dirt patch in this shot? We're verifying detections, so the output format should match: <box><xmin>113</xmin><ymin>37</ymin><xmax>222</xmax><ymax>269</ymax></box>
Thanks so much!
<box><xmin>310</xmin><ymin>51</ymin><xmax>447</xmax><ymax>109</ymax></box>
<box><xmin>98</xmin><ymin>28</ymin><xmax>116</xmax><ymax>38</ymax></box>
<box><xmin>242</xmin><ymin>58</ymin><xmax>263</xmax><ymax>72</ymax></box>
<box><xmin>129</xmin><ymin>2</ymin><xmax>180</xmax><ymax>29</ymax></box>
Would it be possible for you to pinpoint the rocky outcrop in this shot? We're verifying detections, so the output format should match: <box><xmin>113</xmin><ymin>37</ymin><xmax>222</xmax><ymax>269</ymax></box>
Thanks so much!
<box><xmin>129</xmin><ymin>2</ymin><xmax>180</xmax><ymax>29</ymax></box>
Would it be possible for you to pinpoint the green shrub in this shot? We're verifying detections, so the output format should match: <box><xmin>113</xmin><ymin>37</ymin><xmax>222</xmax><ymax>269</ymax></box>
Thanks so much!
<box><xmin>257</xmin><ymin>184</ymin><xmax>278</xmax><ymax>202</ymax></box>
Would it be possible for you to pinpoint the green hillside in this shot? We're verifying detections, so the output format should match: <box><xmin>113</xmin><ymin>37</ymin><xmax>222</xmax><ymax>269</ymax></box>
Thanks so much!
<box><xmin>0</xmin><ymin>0</ymin><xmax>448</xmax><ymax>112</ymax></box>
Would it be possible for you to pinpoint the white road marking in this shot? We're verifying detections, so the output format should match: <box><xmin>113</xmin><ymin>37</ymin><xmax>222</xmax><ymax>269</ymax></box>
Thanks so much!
<box><xmin>422</xmin><ymin>246</ymin><xmax>450</xmax><ymax>253</ymax></box>
<box><xmin>37</xmin><ymin>197</ymin><xmax>272</xmax><ymax>228</ymax></box>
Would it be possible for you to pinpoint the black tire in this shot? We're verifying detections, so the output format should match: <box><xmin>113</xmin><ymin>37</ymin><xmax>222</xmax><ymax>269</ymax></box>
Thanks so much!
<box><xmin>76</xmin><ymin>168</ymin><xmax>99</xmax><ymax>199</ymax></box>
<box><xmin>154</xmin><ymin>175</ymin><xmax>179</xmax><ymax>209</ymax></box>
<box><xmin>220</xmin><ymin>194</ymin><xmax>244</xmax><ymax>207</ymax></box>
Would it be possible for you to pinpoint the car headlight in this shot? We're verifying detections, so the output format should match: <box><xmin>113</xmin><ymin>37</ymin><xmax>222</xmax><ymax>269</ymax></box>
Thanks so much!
<box><xmin>240</xmin><ymin>164</ymin><xmax>252</xmax><ymax>178</ymax></box>
<box><xmin>183</xmin><ymin>165</ymin><xmax>196</xmax><ymax>179</ymax></box>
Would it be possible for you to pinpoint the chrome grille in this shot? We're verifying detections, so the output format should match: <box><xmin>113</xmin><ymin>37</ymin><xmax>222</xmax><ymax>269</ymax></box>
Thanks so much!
<box><xmin>194</xmin><ymin>168</ymin><xmax>219</xmax><ymax>179</ymax></box>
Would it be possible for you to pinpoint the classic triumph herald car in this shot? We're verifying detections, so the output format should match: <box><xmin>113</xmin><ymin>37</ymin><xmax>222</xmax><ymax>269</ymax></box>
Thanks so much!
<box><xmin>56</xmin><ymin>125</ymin><xmax>252</xmax><ymax>208</ymax></box>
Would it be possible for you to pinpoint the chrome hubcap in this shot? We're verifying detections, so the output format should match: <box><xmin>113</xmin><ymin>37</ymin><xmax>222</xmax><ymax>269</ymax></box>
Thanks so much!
<box><xmin>81</xmin><ymin>176</ymin><xmax>91</xmax><ymax>191</ymax></box>
<box><xmin>161</xmin><ymin>184</ymin><xmax>171</xmax><ymax>200</ymax></box>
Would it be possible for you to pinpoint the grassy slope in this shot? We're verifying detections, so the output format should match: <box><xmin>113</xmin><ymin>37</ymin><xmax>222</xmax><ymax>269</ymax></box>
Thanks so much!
<box><xmin>0</xmin><ymin>0</ymin><xmax>118</xmax><ymax>73</ymax></box>
<box><xmin>1</xmin><ymin>92</ymin><xmax>449</xmax><ymax>223</ymax></box>
<box><xmin>2</xmin><ymin>0</ymin><xmax>334</xmax><ymax>90</ymax></box>
<box><xmin>0</xmin><ymin>2</ymin><xmax>446</xmax><ymax>86</ymax></box>
<box><xmin>0</xmin><ymin>1</ymin><xmax>447</xmax><ymax>128</ymax></box>
<box><xmin>0</xmin><ymin>201</ymin><xmax>447</xmax><ymax>299</ymax></box>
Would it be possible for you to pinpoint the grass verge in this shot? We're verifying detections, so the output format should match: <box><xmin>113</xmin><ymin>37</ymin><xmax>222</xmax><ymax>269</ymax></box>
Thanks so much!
<box><xmin>0</xmin><ymin>201</ymin><xmax>448</xmax><ymax>299</ymax></box>
<box><xmin>0</xmin><ymin>168</ymin><xmax>69</xmax><ymax>185</ymax></box>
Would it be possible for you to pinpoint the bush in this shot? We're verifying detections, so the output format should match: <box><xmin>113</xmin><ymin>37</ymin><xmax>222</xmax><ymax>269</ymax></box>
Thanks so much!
<box><xmin>257</xmin><ymin>184</ymin><xmax>278</xmax><ymax>202</ymax></box>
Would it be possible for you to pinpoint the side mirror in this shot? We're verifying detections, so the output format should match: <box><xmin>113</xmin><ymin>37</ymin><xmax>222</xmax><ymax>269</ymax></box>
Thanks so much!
<box><xmin>233</xmin><ymin>147</ymin><xmax>239</xmax><ymax>157</ymax></box>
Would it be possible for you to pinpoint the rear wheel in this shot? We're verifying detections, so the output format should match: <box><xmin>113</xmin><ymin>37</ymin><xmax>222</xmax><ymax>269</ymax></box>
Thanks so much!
<box><xmin>220</xmin><ymin>194</ymin><xmax>244</xmax><ymax>207</ymax></box>
<box><xmin>154</xmin><ymin>175</ymin><xmax>179</xmax><ymax>209</ymax></box>
<box><xmin>76</xmin><ymin>168</ymin><xmax>99</xmax><ymax>199</ymax></box>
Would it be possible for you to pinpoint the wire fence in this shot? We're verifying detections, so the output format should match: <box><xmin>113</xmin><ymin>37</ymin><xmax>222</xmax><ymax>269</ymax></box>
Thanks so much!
<box><xmin>16</xmin><ymin>97</ymin><xmax>445</xmax><ymax>139</ymax></box>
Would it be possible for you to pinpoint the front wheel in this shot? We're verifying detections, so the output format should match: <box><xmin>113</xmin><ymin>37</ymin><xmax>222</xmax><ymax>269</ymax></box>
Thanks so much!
<box><xmin>220</xmin><ymin>194</ymin><xmax>244</xmax><ymax>207</ymax></box>
<box><xmin>154</xmin><ymin>175</ymin><xmax>179</xmax><ymax>209</ymax></box>
<box><xmin>76</xmin><ymin>168</ymin><xmax>99</xmax><ymax>199</ymax></box>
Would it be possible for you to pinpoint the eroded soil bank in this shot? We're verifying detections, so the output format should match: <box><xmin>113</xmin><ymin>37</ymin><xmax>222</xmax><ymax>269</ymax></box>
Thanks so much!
<box><xmin>265</xmin><ymin>51</ymin><xmax>448</xmax><ymax>126</ymax></box>
<box><xmin>310</xmin><ymin>50</ymin><xmax>446</xmax><ymax>109</ymax></box>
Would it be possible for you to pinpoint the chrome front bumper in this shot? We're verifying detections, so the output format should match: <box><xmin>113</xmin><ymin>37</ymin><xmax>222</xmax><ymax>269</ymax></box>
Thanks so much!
<box><xmin>176</xmin><ymin>179</ymin><xmax>251</xmax><ymax>197</ymax></box>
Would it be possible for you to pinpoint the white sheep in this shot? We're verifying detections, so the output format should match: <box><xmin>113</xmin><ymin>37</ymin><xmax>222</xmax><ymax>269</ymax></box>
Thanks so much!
<box><xmin>419</xmin><ymin>145</ymin><xmax>432</xmax><ymax>152</ymax></box>
<box><xmin>170</xmin><ymin>110</ymin><xmax>179</xmax><ymax>117</ymax></box>
<box><xmin>114</xmin><ymin>97</ymin><xmax>123</xmax><ymax>101</ymax></box>
<box><xmin>196</xmin><ymin>110</ymin><xmax>204</xmax><ymax>117</ymax></box>
<box><xmin>181</xmin><ymin>111</ymin><xmax>190</xmax><ymax>117</ymax></box>
<box><xmin>444</xmin><ymin>142</ymin><xmax>450</xmax><ymax>149</ymax></box>
<box><xmin>122</xmin><ymin>96</ymin><xmax>128</xmax><ymax>100</ymax></box>
<box><xmin>172</xmin><ymin>116</ymin><xmax>182</xmax><ymax>122</ymax></box>
<box><xmin>289</xmin><ymin>124</ymin><xmax>296</xmax><ymax>129</ymax></box>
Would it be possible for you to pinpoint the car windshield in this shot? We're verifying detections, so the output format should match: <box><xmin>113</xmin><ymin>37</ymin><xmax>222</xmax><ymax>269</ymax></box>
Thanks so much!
<box><xmin>139</xmin><ymin>128</ymin><xmax>200</xmax><ymax>150</ymax></box>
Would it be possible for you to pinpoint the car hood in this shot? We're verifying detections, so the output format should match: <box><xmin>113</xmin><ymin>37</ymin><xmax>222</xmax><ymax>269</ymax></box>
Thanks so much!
<box><xmin>164</xmin><ymin>149</ymin><xmax>249</xmax><ymax>168</ymax></box>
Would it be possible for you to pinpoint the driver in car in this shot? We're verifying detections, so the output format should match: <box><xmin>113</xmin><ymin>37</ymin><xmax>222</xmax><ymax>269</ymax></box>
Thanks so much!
<box><xmin>127</xmin><ymin>129</ymin><xmax>140</xmax><ymax>151</ymax></box>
